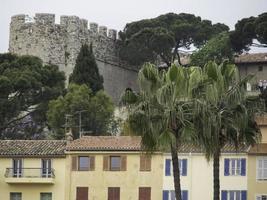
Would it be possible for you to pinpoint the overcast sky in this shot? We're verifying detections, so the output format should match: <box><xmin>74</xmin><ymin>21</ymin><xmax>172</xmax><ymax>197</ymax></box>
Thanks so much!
<box><xmin>1</xmin><ymin>0</ymin><xmax>267</xmax><ymax>53</ymax></box>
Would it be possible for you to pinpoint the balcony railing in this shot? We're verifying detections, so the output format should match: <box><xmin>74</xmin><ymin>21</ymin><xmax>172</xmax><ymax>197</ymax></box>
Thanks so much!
<box><xmin>5</xmin><ymin>168</ymin><xmax>55</xmax><ymax>178</ymax></box>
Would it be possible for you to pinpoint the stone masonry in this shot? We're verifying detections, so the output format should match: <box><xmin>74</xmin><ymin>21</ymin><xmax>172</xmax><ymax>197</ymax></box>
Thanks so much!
<box><xmin>9</xmin><ymin>13</ymin><xmax>138</xmax><ymax>103</ymax></box>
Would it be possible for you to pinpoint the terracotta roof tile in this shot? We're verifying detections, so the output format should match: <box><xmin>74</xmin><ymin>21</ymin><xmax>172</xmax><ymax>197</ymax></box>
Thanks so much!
<box><xmin>66</xmin><ymin>136</ymin><xmax>249</xmax><ymax>153</ymax></box>
<box><xmin>177</xmin><ymin>143</ymin><xmax>249</xmax><ymax>153</ymax></box>
<box><xmin>234</xmin><ymin>53</ymin><xmax>267</xmax><ymax>64</ymax></box>
<box><xmin>66</xmin><ymin>136</ymin><xmax>142</xmax><ymax>151</ymax></box>
<box><xmin>248</xmin><ymin>143</ymin><xmax>267</xmax><ymax>155</ymax></box>
<box><xmin>0</xmin><ymin>140</ymin><xmax>66</xmax><ymax>157</ymax></box>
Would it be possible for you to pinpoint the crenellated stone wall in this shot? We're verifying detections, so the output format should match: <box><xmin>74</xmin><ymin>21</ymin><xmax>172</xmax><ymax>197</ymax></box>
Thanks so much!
<box><xmin>9</xmin><ymin>13</ymin><xmax>138</xmax><ymax>103</ymax></box>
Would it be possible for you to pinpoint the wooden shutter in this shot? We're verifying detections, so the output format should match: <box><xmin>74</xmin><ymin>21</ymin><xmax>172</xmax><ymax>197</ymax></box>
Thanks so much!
<box><xmin>103</xmin><ymin>156</ymin><xmax>109</xmax><ymax>171</ymax></box>
<box><xmin>224</xmin><ymin>159</ymin><xmax>230</xmax><ymax>176</ymax></box>
<box><xmin>139</xmin><ymin>187</ymin><xmax>151</xmax><ymax>200</ymax></box>
<box><xmin>140</xmin><ymin>155</ymin><xmax>151</xmax><ymax>171</ymax></box>
<box><xmin>108</xmin><ymin>187</ymin><xmax>120</xmax><ymax>200</ymax></box>
<box><xmin>140</xmin><ymin>155</ymin><xmax>146</xmax><ymax>171</ymax></box>
<box><xmin>182</xmin><ymin>159</ymin><xmax>187</xmax><ymax>176</ymax></box>
<box><xmin>241</xmin><ymin>159</ymin><xmax>246</xmax><ymax>176</ymax></box>
<box><xmin>90</xmin><ymin>156</ymin><xmax>95</xmax><ymax>171</ymax></box>
<box><xmin>163</xmin><ymin>191</ymin><xmax>169</xmax><ymax>200</ymax></box>
<box><xmin>165</xmin><ymin>159</ymin><xmax>171</xmax><ymax>176</ymax></box>
<box><xmin>72</xmin><ymin>156</ymin><xmax>77</xmax><ymax>171</ymax></box>
<box><xmin>221</xmin><ymin>190</ymin><xmax>227</xmax><ymax>200</ymax></box>
<box><xmin>76</xmin><ymin>187</ymin><xmax>88</xmax><ymax>200</ymax></box>
<box><xmin>241</xmin><ymin>191</ymin><xmax>247</xmax><ymax>200</ymax></box>
<box><xmin>182</xmin><ymin>190</ymin><xmax>188</xmax><ymax>200</ymax></box>
<box><xmin>121</xmin><ymin>156</ymin><xmax>127</xmax><ymax>171</ymax></box>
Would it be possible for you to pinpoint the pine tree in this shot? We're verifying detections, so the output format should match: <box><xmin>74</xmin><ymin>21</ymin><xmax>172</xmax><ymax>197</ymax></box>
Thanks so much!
<box><xmin>69</xmin><ymin>43</ymin><xmax>103</xmax><ymax>93</ymax></box>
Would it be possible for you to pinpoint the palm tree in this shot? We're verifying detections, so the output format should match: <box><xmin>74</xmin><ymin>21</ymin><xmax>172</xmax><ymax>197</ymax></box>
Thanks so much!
<box><xmin>196</xmin><ymin>61</ymin><xmax>261</xmax><ymax>200</ymax></box>
<box><xmin>121</xmin><ymin>63</ymin><xmax>205</xmax><ymax>200</ymax></box>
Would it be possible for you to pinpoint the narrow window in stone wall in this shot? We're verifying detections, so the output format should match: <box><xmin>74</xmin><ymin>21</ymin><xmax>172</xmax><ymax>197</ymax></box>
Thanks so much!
<box><xmin>76</xmin><ymin>187</ymin><xmax>88</xmax><ymax>200</ymax></box>
<box><xmin>40</xmin><ymin>193</ymin><xmax>52</xmax><ymax>200</ymax></box>
<box><xmin>140</xmin><ymin>155</ymin><xmax>152</xmax><ymax>171</ymax></box>
<box><xmin>108</xmin><ymin>187</ymin><xmax>120</xmax><ymax>200</ymax></box>
<box><xmin>10</xmin><ymin>193</ymin><xmax>22</xmax><ymax>200</ymax></box>
<box><xmin>139</xmin><ymin>187</ymin><xmax>151</xmax><ymax>200</ymax></box>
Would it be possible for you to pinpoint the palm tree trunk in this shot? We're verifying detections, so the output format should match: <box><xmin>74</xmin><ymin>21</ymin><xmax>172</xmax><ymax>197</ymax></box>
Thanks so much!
<box><xmin>171</xmin><ymin>144</ymin><xmax>182</xmax><ymax>200</ymax></box>
<box><xmin>213</xmin><ymin>148</ymin><xmax>221</xmax><ymax>200</ymax></box>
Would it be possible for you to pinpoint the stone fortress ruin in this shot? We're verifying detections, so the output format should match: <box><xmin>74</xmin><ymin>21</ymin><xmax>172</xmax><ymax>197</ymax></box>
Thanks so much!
<box><xmin>9</xmin><ymin>13</ymin><xmax>138</xmax><ymax>103</ymax></box>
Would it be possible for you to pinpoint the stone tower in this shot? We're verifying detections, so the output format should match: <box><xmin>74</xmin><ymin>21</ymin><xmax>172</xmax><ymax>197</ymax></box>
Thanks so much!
<box><xmin>9</xmin><ymin>13</ymin><xmax>138</xmax><ymax>103</ymax></box>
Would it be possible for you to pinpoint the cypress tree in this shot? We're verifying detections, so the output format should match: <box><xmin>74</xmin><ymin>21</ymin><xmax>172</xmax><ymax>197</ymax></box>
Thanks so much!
<box><xmin>69</xmin><ymin>43</ymin><xmax>104</xmax><ymax>93</ymax></box>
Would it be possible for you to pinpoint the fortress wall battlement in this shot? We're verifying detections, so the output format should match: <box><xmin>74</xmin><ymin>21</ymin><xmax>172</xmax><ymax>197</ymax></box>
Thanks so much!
<box><xmin>9</xmin><ymin>13</ymin><xmax>138</xmax><ymax>103</ymax></box>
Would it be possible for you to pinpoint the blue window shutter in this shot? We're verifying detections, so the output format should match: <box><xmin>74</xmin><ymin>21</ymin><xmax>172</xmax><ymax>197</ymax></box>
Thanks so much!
<box><xmin>165</xmin><ymin>159</ymin><xmax>171</xmax><ymax>176</ymax></box>
<box><xmin>241</xmin><ymin>159</ymin><xmax>246</xmax><ymax>176</ymax></box>
<box><xmin>182</xmin><ymin>159</ymin><xmax>187</xmax><ymax>176</ymax></box>
<box><xmin>224</xmin><ymin>159</ymin><xmax>230</xmax><ymax>176</ymax></box>
<box><xmin>163</xmin><ymin>190</ymin><xmax>169</xmax><ymax>200</ymax></box>
<box><xmin>221</xmin><ymin>190</ymin><xmax>227</xmax><ymax>200</ymax></box>
<box><xmin>182</xmin><ymin>190</ymin><xmax>188</xmax><ymax>200</ymax></box>
<box><xmin>241</xmin><ymin>191</ymin><xmax>247</xmax><ymax>200</ymax></box>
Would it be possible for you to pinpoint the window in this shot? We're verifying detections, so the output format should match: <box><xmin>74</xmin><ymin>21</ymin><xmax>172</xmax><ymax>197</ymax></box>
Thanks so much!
<box><xmin>257</xmin><ymin>195</ymin><xmax>267</xmax><ymax>200</ymax></box>
<box><xmin>12</xmin><ymin>159</ymin><xmax>22</xmax><ymax>177</ymax></box>
<box><xmin>162</xmin><ymin>190</ymin><xmax>188</xmax><ymax>200</ymax></box>
<box><xmin>40</xmin><ymin>193</ymin><xmax>52</xmax><ymax>200</ymax></box>
<box><xmin>257</xmin><ymin>157</ymin><xmax>267</xmax><ymax>180</ymax></box>
<box><xmin>110</xmin><ymin>156</ymin><xmax>121</xmax><ymax>171</ymax></box>
<box><xmin>140</xmin><ymin>155</ymin><xmax>151</xmax><ymax>171</ymax></box>
<box><xmin>221</xmin><ymin>190</ymin><xmax>247</xmax><ymax>200</ymax></box>
<box><xmin>258</xmin><ymin>197</ymin><xmax>267</xmax><ymax>200</ymax></box>
<box><xmin>108</xmin><ymin>187</ymin><xmax>120</xmax><ymax>200</ymax></box>
<box><xmin>42</xmin><ymin>159</ymin><xmax>52</xmax><ymax>177</ymax></box>
<box><xmin>71</xmin><ymin>156</ymin><xmax>95</xmax><ymax>171</ymax></box>
<box><xmin>10</xmin><ymin>193</ymin><xmax>21</xmax><ymax>200</ymax></box>
<box><xmin>79</xmin><ymin>157</ymin><xmax>90</xmax><ymax>171</ymax></box>
<box><xmin>103</xmin><ymin>155</ymin><xmax>126</xmax><ymax>171</ymax></box>
<box><xmin>165</xmin><ymin>158</ymin><xmax>187</xmax><ymax>176</ymax></box>
<box><xmin>139</xmin><ymin>187</ymin><xmax>151</xmax><ymax>200</ymax></box>
<box><xmin>224</xmin><ymin>158</ymin><xmax>246</xmax><ymax>176</ymax></box>
<box><xmin>76</xmin><ymin>187</ymin><xmax>88</xmax><ymax>200</ymax></box>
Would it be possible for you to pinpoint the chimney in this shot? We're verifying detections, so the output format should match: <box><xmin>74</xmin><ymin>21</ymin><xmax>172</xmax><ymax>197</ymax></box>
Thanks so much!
<box><xmin>66</xmin><ymin>128</ymin><xmax>73</xmax><ymax>142</ymax></box>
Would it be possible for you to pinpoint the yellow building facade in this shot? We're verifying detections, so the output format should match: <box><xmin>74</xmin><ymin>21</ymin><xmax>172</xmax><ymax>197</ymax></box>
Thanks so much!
<box><xmin>64</xmin><ymin>136</ymin><xmax>163</xmax><ymax>200</ymax></box>
<box><xmin>0</xmin><ymin>140</ymin><xmax>66</xmax><ymax>200</ymax></box>
<box><xmin>247</xmin><ymin>116</ymin><xmax>267</xmax><ymax>200</ymax></box>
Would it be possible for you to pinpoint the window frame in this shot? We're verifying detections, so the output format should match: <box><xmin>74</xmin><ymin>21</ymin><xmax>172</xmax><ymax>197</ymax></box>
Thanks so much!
<box><xmin>10</xmin><ymin>192</ymin><xmax>22</xmax><ymax>200</ymax></box>
<box><xmin>78</xmin><ymin>156</ymin><xmax>90</xmax><ymax>171</ymax></box>
<box><xmin>110</xmin><ymin>156</ymin><xmax>121</xmax><ymax>171</ymax></box>
<box><xmin>229</xmin><ymin>159</ymin><xmax>242</xmax><ymax>176</ymax></box>
<box><xmin>257</xmin><ymin>157</ymin><xmax>267</xmax><ymax>181</ymax></box>
<box><xmin>108</xmin><ymin>187</ymin><xmax>120</xmax><ymax>200</ymax></box>
<box><xmin>40</xmin><ymin>192</ymin><xmax>52</xmax><ymax>200</ymax></box>
<box><xmin>256</xmin><ymin>194</ymin><xmax>267</xmax><ymax>200</ymax></box>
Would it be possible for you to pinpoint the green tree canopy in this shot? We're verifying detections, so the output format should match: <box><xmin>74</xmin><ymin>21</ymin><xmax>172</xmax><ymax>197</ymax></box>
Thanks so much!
<box><xmin>230</xmin><ymin>12</ymin><xmax>267</xmax><ymax>52</ymax></box>
<box><xmin>121</xmin><ymin>63</ymin><xmax>208</xmax><ymax>200</ymax></box>
<box><xmin>47</xmin><ymin>84</ymin><xmax>114</xmax><ymax>139</ymax></box>
<box><xmin>0</xmin><ymin>53</ymin><xmax>65</xmax><ymax>139</ymax></box>
<box><xmin>118</xmin><ymin>13</ymin><xmax>229</xmax><ymax>67</ymax></box>
<box><xmin>190</xmin><ymin>32</ymin><xmax>234</xmax><ymax>67</ymax></box>
<box><xmin>195</xmin><ymin>61</ymin><xmax>261</xmax><ymax>200</ymax></box>
<box><xmin>69</xmin><ymin>43</ymin><xmax>104</xmax><ymax>93</ymax></box>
